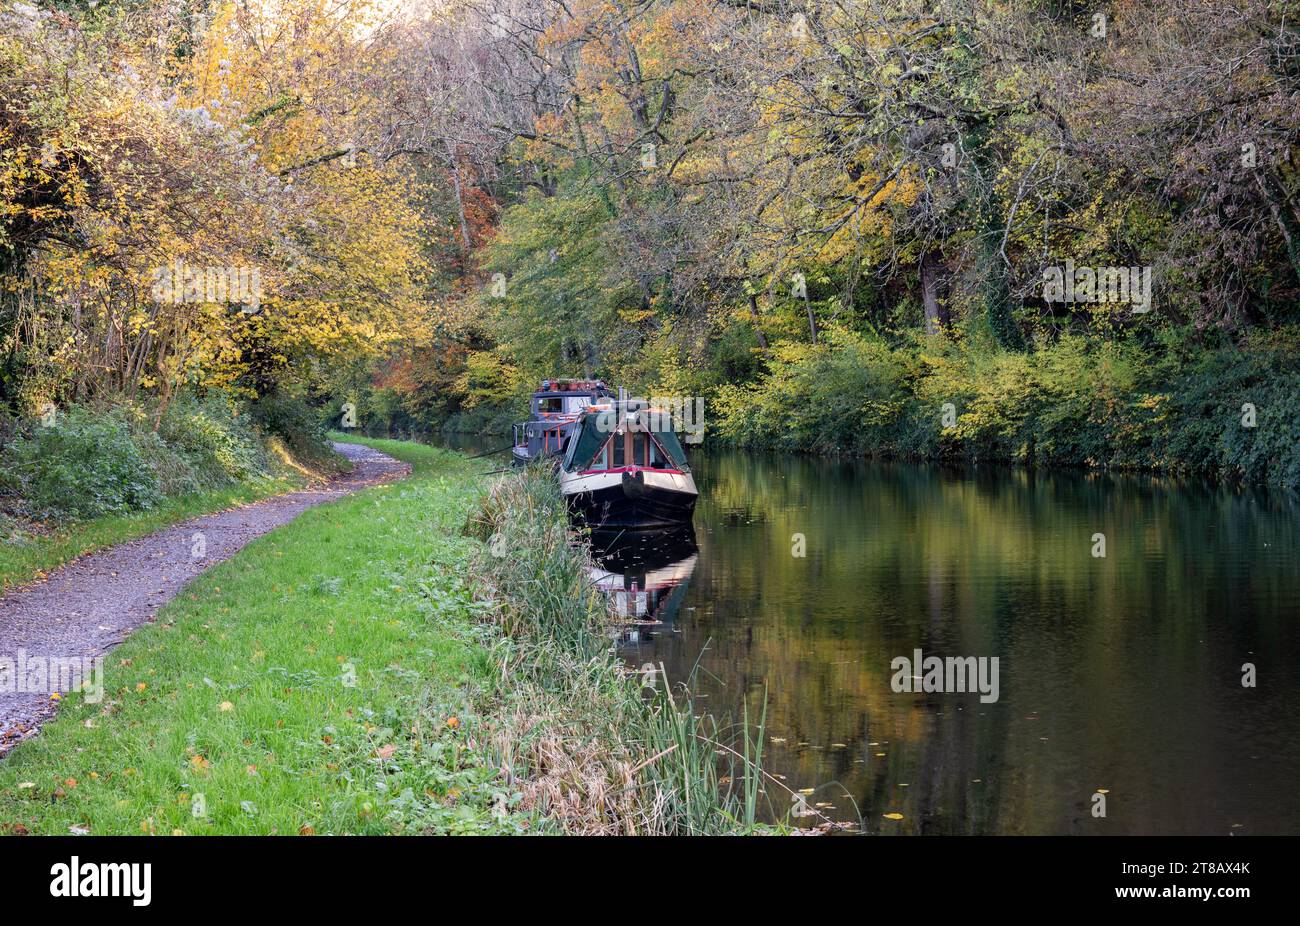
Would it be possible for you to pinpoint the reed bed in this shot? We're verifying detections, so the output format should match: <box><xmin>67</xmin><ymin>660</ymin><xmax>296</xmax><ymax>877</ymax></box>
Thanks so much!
<box><xmin>467</xmin><ymin>467</ymin><xmax>775</xmax><ymax>835</ymax></box>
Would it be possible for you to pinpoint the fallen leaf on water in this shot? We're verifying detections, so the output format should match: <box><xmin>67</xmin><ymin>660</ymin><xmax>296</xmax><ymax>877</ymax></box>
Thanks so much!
<box><xmin>883</xmin><ymin>813</ymin><xmax>905</xmax><ymax>820</ymax></box>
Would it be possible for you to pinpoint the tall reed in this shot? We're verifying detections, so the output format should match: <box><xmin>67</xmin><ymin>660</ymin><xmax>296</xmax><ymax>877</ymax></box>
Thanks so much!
<box><xmin>467</xmin><ymin>467</ymin><xmax>776</xmax><ymax>834</ymax></box>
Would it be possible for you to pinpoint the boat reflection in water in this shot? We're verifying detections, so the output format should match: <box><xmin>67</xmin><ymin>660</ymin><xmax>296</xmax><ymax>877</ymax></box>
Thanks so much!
<box><xmin>587</xmin><ymin>526</ymin><xmax>698</xmax><ymax>644</ymax></box>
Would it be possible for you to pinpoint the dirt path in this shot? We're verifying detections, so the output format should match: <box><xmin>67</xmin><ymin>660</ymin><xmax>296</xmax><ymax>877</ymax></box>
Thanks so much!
<box><xmin>0</xmin><ymin>441</ymin><xmax>407</xmax><ymax>756</ymax></box>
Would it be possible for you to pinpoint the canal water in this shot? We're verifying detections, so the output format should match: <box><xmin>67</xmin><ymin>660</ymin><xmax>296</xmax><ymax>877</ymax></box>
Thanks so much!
<box><xmin>434</xmin><ymin>432</ymin><xmax>1300</xmax><ymax>834</ymax></box>
<box><xmin>591</xmin><ymin>450</ymin><xmax>1300</xmax><ymax>835</ymax></box>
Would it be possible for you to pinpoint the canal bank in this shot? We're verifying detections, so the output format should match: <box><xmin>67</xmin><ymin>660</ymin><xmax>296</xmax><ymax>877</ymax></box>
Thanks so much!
<box><xmin>0</xmin><ymin>437</ymin><xmax>773</xmax><ymax>835</ymax></box>
<box><xmin>467</xmin><ymin>465</ymin><xmax>787</xmax><ymax>834</ymax></box>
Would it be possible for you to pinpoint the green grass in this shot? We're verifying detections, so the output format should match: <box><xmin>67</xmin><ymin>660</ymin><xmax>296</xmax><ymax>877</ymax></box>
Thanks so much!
<box><xmin>0</xmin><ymin>477</ymin><xmax>303</xmax><ymax>593</ymax></box>
<box><xmin>0</xmin><ymin>438</ymin><xmax>520</xmax><ymax>835</ymax></box>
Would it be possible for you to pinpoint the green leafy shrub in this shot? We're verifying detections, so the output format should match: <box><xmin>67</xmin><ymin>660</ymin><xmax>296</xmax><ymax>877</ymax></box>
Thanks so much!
<box><xmin>1</xmin><ymin>407</ymin><xmax>163</xmax><ymax>520</ymax></box>
<box><xmin>158</xmin><ymin>394</ymin><xmax>267</xmax><ymax>486</ymax></box>
<box><xmin>1150</xmin><ymin>333</ymin><xmax>1300</xmax><ymax>486</ymax></box>
<box><xmin>714</xmin><ymin>327</ymin><xmax>910</xmax><ymax>454</ymax></box>
<box><xmin>127</xmin><ymin>425</ymin><xmax>202</xmax><ymax>497</ymax></box>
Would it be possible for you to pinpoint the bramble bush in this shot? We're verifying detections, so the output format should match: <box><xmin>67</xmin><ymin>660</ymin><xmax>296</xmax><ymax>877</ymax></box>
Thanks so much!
<box><xmin>159</xmin><ymin>394</ymin><xmax>267</xmax><ymax>486</ymax></box>
<box><xmin>1</xmin><ymin>407</ymin><xmax>163</xmax><ymax>520</ymax></box>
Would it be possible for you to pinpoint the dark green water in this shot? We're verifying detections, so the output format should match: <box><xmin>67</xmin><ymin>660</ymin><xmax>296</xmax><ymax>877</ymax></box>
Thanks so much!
<box><xmin>597</xmin><ymin>450</ymin><xmax>1300</xmax><ymax>835</ymax></box>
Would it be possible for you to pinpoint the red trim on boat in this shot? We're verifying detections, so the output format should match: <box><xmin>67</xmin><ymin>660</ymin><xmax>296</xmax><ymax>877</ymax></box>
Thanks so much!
<box><xmin>577</xmin><ymin>466</ymin><xmax>687</xmax><ymax>477</ymax></box>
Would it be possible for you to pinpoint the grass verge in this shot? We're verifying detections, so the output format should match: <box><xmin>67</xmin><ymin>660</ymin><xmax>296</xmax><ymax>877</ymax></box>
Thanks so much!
<box><xmin>468</xmin><ymin>466</ymin><xmax>774</xmax><ymax>834</ymax></box>
<box><xmin>0</xmin><ymin>438</ymin><xmax>517</xmax><ymax>834</ymax></box>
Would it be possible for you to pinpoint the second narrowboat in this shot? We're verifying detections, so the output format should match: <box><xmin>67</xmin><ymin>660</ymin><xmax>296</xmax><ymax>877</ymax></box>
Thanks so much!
<box><xmin>511</xmin><ymin>378</ymin><xmax>613</xmax><ymax>466</ymax></box>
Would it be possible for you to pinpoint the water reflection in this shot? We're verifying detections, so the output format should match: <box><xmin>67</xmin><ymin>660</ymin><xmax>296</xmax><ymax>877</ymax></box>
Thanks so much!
<box><xmin>589</xmin><ymin>527</ymin><xmax>698</xmax><ymax>644</ymax></box>
<box><xmin>612</xmin><ymin>450</ymin><xmax>1300</xmax><ymax>835</ymax></box>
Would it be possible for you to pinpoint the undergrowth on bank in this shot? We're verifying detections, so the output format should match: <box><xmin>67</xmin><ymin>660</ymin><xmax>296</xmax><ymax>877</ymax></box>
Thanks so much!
<box><xmin>712</xmin><ymin>325</ymin><xmax>1300</xmax><ymax>487</ymax></box>
<box><xmin>467</xmin><ymin>466</ymin><xmax>779</xmax><ymax>835</ymax></box>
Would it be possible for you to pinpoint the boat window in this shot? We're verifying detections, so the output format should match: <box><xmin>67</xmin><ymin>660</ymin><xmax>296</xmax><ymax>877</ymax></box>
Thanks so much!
<box><xmin>565</xmin><ymin>396</ymin><xmax>591</xmax><ymax>414</ymax></box>
<box><xmin>631</xmin><ymin>432</ymin><xmax>648</xmax><ymax>467</ymax></box>
<box><xmin>564</xmin><ymin>412</ymin><xmax>613</xmax><ymax>471</ymax></box>
<box><xmin>588</xmin><ymin>440</ymin><xmax>610</xmax><ymax>470</ymax></box>
<box><xmin>612</xmin><ymin>432</ymin><xmax>625</xmax><ymax>467</ymax></box>
<box><xmin>648</xmin><ymin>426</ymin><xmax>690</xmax><ymax>471</ymax></box>
<box><xmin>648</xmin><ymin>437</ymin><xmax>671</xmax><ymax>469</ymax></box>
<box><xmin>537</xmin><ymin>397</ymin><xmax>564</xmax><ymax>414</ymax></box>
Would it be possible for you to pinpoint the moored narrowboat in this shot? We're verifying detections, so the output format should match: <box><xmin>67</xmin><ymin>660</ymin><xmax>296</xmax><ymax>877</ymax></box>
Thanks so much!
<box><xmin>559</xmin><ymin>400</ymin><xmax>698</xmax><ymax>528</ymax></box>
<box><xmin>511</xmin><ymin>378</ymin><xmax>612</xmax><ymax>465</ymax></box>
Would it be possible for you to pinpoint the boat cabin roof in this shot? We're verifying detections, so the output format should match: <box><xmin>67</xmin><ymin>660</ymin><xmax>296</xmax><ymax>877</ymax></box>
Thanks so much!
<box><xmin>562</xmin><ymin>402</ymin><xmax>691</xmax><ymax>472</ymax></box>
<box><xmin>534</xmin><ymin>379</ymin><xmax>610</xmax><ymax>396</ymax></box>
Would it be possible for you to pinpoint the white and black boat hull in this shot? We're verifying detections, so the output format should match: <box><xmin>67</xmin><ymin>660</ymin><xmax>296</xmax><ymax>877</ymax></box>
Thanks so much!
<box><xmin>561</xmin><ymin>469</ymin><xmax>697</xmax><ymax>529</ymax></box>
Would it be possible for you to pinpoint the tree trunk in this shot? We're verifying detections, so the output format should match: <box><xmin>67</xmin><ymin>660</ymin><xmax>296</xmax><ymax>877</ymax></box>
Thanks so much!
<box><xmin>802</xmin><ymin>291</ymin><xmax>818</xmax><ymax>344</ymax></box>
<box><xmin>747</xmin><ymin>293</ymin><xmax>769</xmax><ymax>349</ymax></box>
<box><xmin>920</xmin><ymin>249</ymin><xmax>948</xmax><ymax>334</ymax></box>
<box><xmin>449</xmin><ymin>161</ymin><xmax>473</xmax><ymax>260</ymax></box>
<box><xmin>1255</xmin><ymin>172</ymin><xmax>1300</xmax><ymax>288</ymax></box>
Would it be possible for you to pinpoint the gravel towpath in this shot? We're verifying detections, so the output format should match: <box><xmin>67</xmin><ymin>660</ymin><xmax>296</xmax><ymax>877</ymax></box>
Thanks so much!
<box><xmin>0</xmin><ymin>441</ymin><xmax>408</xmax><ymax>756</ymax></box>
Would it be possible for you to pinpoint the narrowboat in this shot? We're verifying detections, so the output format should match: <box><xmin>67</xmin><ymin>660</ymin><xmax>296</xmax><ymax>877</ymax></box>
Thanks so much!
<box><xmin>511</xmin><ymin>378</ymin><xmax>613</xmax><ymax>466</ymax></box>
<box><xmin>559</xmin><ymin>400</ymin><xmax>698</xmax><ymax>528</ymax></box>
